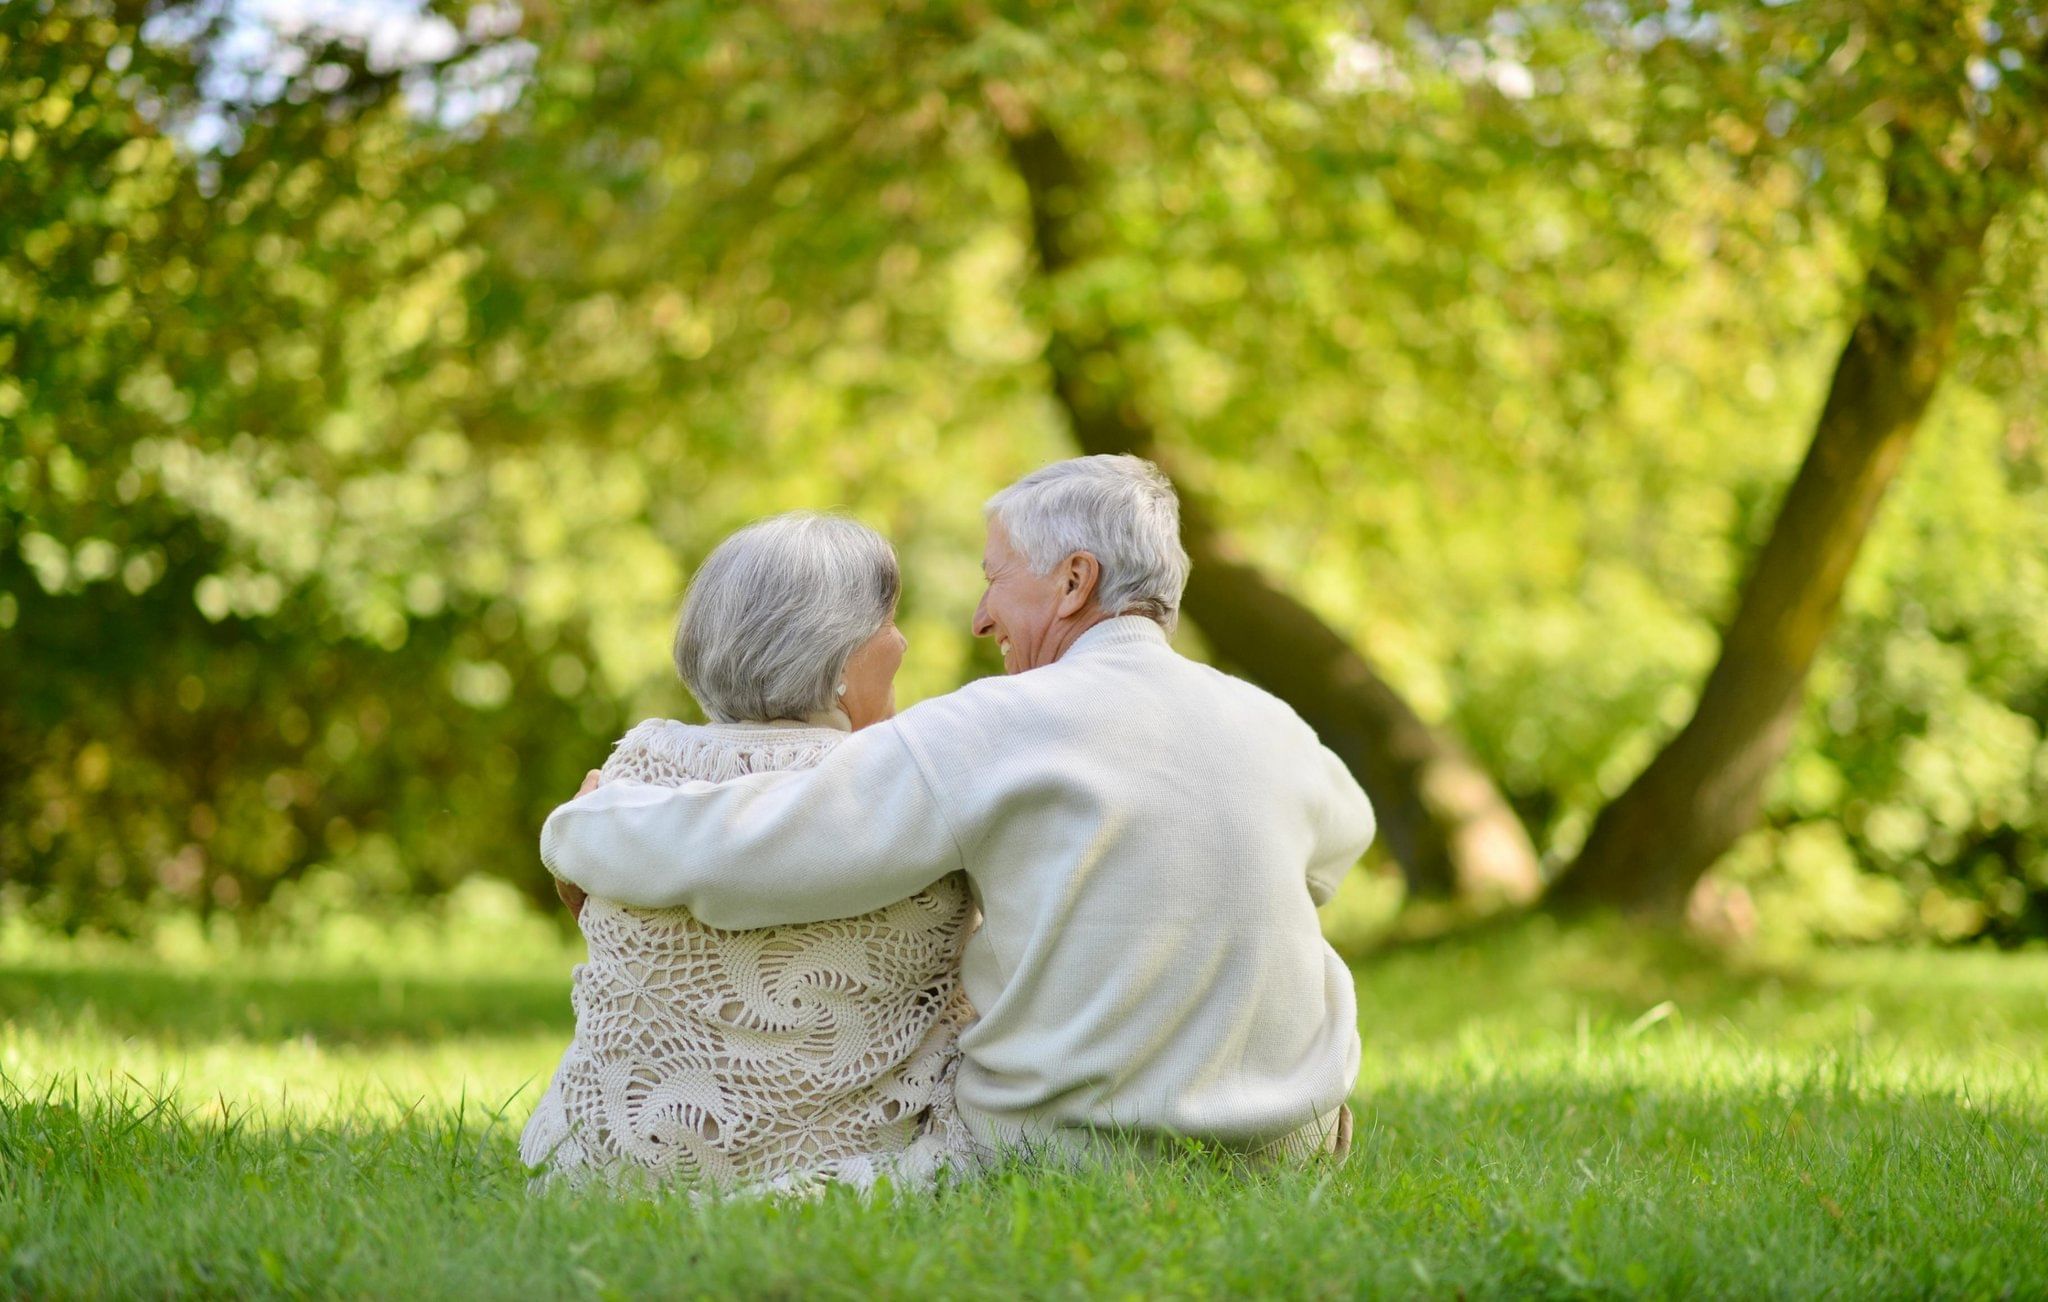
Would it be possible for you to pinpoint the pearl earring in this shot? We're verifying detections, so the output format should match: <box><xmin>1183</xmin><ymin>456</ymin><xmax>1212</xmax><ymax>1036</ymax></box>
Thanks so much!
<box><xmin>836</xmin><ymin>682</ymin><xmax>848</xmax><ymax>696</ymax></box>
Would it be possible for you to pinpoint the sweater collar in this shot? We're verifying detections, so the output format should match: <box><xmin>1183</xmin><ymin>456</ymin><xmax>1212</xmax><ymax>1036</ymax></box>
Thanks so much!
<box><xmin>1064</xmin><ymin>615</ymin><xmax>1171</xmax><ymax>659</ymax></box>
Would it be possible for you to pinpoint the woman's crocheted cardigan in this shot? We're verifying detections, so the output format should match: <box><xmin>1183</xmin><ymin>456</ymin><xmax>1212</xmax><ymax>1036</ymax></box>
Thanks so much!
<box><xmin>520</xmin><ymin>718</ymin><xmax>977</xmax><ymax>1193</ymax></box>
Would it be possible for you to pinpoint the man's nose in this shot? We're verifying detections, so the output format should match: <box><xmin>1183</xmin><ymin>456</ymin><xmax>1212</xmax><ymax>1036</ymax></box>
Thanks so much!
<box><xmin>971</xmin><ymin>593</ymin><xmax>994</xmax><ymax>639</ymax></box>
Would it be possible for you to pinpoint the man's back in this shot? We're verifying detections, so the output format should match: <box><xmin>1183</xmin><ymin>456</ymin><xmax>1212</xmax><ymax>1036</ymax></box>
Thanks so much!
<box><xmin>543</xmin><ymin>616</ymin><xmax>1374</xmax><ymax>1155</ymax></box>
<box><xmin>895</xmin><ymin>617</ymin><xmax>1370</xmax><ymax>1151</ymax></box>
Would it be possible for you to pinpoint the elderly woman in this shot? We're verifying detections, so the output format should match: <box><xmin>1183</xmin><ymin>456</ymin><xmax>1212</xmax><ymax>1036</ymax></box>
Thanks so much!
<box><xmin>521</xmin><ymin>513</ymin><xmax>976</xmax><ymax>1193</ymax></box>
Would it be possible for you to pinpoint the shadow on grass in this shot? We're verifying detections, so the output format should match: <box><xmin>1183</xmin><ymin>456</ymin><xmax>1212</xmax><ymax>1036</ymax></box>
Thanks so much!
<box><xmin>1342</xmin><ymin>914</ymin><xmax>2048</xmax><ymax>1055</ymax></box>
<box><xmin>15</xmin><ymin>917</ymin><xmax>2048</xmax><ymax>1060</ymax></box>
<box><xmin>1338</xmin><ymin>915</ymin><xmax>1817</xmax><ymax>1036</ymax></box>
<box><xmin>0</xmin><ymin>963</ymin><xmax>572</xmax><ymax>1047</ymax></box>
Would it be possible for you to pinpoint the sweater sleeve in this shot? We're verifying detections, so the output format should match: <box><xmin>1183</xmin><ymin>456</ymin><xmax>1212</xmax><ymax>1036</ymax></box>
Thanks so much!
<box><xmin>539</xmin><ymin>722</ymin><xmax>965</xmax><ymax>929</ymax></box>
<box><xmin>1305</xmin><ymin>742</ymin><xmax>1375</xmax><ymax>907</ymax></box>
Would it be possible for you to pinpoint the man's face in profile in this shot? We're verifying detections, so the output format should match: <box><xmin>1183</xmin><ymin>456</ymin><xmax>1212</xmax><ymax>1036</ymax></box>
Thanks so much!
<box><xmin>972</xmin><ymin>520</ymin><xmax>1067</xmax><ymax>674</ymax></box>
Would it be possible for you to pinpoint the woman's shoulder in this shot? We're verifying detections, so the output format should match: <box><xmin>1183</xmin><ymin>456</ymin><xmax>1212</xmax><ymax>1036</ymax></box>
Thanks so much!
<box><xmin>604</xmin><ymin>717</ymin><xmax>848</xmax><ymax>785</ymax></box>
<box><xmin>610</xmin><ymin>717</ymin><xmax>706</xmax><ymax>753</ymax></box>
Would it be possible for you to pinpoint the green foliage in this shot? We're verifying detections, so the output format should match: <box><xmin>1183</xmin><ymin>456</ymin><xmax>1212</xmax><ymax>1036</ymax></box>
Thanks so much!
<box><xmin>1</xmin><ymin>2</ymin><xmax>622</xmax><ymax>924</ymax></box>
<box><xmin>5</xmin><ymin>0</ymin><xmax>2047</xmax><ymax>937</ymax></box>
<box><xmin>4</xmin><ymin>917</ymin><xmax>2046</xmax><ymax>1294</ymax></box>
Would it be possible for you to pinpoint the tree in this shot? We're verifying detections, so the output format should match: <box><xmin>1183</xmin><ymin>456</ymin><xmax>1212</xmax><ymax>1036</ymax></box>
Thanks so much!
<box><xmin>16</xmin><ymin>0</ymin><xmax>2048</xmax><ymax>940</ymax></box>
<box><xmin>987</xmin><ymin>85</ymin><xmax>1541</xmax><ymax>903</ymax></box>
<box><xmin>1548</xmin><ymin>4</ymin><xmax>2048</xmax><ymax>914</ymax></box>
<box><xmin>1550</xmin><ymin>134</ymin><xmax>2002</xmax><ymax>912</ymax></box>
<box><xmin>0</xmin><ymin>1</ymin><xmax>618</xmax><ymax>924</ymax></box>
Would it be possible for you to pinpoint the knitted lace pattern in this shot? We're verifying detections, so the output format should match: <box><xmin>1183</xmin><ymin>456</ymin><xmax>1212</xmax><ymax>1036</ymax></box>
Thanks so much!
<box><xmin>520</xmin><ymin>718</ymin><xmax>977</xmax><ymax>1193</ymax></box>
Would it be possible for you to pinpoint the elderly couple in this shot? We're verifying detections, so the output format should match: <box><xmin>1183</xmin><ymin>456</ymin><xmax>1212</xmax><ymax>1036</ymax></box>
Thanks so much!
<box><xmin>525</xmin><ymin>455</ymin><xmax>1376</xmax><ymax>1193</ymax></box>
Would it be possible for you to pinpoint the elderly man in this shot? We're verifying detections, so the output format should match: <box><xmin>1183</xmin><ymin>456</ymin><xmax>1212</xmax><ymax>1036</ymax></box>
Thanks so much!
<box><xmin>542</xmin><ymin>455</ymin><xmax>1375</xmax><ymax>1163</ymax></box>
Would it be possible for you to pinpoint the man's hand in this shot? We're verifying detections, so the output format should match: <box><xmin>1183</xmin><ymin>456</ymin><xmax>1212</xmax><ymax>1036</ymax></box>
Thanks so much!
<box><xmin>554</xmin><ymin>769</ymin><xmax>602</xmax><ymax>919</ymax></box>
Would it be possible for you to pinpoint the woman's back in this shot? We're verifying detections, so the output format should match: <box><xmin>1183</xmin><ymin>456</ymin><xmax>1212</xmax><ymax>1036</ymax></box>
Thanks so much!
<box><xmin>521</xmin><ymin>718</ymin><xmax>976</xmax><ymax>1192</ymax></box>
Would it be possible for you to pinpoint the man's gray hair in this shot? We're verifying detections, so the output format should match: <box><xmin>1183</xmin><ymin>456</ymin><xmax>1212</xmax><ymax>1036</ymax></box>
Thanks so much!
<box><xmin>673</xmin><ymin>512</ymin><xmax>900</xmax><ymax>723</ymax></box>
<box><xmin>985</xmin><ymin>455</ymin><xmax>1191</xmax><ymax>629</ymax></box>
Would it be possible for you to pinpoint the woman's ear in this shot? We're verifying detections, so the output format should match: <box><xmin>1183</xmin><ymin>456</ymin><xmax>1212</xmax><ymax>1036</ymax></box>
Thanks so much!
<box><xmin>1055</xmin><ymin>552</ymin><xmax>1102</xmax><ymax>618</ymax></box>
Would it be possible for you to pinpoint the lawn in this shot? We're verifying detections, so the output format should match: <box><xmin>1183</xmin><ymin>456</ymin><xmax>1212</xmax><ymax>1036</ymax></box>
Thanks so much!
<box><xmin>3</xmin><ymin>897</ymin><xmax>2045</xmax><ymax>1298</ymax></box>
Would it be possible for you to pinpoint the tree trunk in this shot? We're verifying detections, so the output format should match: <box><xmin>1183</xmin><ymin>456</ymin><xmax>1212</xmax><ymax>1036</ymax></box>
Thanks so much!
<box><xmin>1548</xmin><ymin>135</ymin><xmax>1996</xmax><ymax>915</ymax></box>
<box><xmin>992</xmin><ymin>88</ymin><xmax>1540</xmax><ymax>903</ymax></box>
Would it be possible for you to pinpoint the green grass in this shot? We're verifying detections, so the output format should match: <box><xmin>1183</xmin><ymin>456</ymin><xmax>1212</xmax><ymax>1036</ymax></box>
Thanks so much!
<box><xmin>4</xmin><ymin>904</ymin><xmax>2046</xmax><ymax>1298</ymax></box>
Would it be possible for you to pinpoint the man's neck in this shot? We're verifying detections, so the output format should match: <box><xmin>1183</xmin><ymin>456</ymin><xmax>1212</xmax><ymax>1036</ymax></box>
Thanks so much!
<box><xmin>1040</xmin><ymin>609</ymin><xmax>1116</xmax><ymax>667</ymax></box>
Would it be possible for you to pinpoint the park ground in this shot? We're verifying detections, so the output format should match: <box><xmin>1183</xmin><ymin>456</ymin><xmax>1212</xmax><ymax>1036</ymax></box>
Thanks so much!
<box><xmin>3</xmin><ymin>891</ymin><xmax>2045</xmax><ymax>1298</ymax></box>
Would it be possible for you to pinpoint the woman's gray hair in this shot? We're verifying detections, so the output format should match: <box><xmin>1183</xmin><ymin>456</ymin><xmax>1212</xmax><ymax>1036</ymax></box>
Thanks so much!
<box><xmin>985</xmin><ymin>455</ymin><xmax>1192</xmax><ymax>630</ymax></box>
<box><xmin>672</xmin><ymin>512</ymin><xmax>900</xmax><ymax>723</ymax></box>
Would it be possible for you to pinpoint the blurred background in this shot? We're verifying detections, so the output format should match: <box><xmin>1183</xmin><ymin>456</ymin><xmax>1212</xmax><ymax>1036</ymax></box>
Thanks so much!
<box><xmin>7</xmin><ymin>0</ymin><xmax>2048</xmax><ymax>949</ymax></box>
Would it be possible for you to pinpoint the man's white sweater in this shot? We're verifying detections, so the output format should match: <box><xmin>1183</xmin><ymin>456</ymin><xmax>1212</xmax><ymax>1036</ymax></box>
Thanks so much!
<box><xmin>542</xmin><ymin>616</ymin><xmax>1374</xmax><ymax>1153</ymax></box>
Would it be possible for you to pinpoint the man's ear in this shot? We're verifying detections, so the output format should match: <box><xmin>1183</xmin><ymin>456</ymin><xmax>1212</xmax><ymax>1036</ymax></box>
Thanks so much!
<box><xmin>1055</xmin><ymin>551</ymin><xmax>1102</xmax><ymax>618</ymax></box>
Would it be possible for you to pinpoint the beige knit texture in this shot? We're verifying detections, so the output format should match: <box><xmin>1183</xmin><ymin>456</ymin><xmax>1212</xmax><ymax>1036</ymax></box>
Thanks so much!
<box><xmin>521</xmin><ymin>718</ymin><xmax>976</xmax><ymax>1193</ymax></box>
